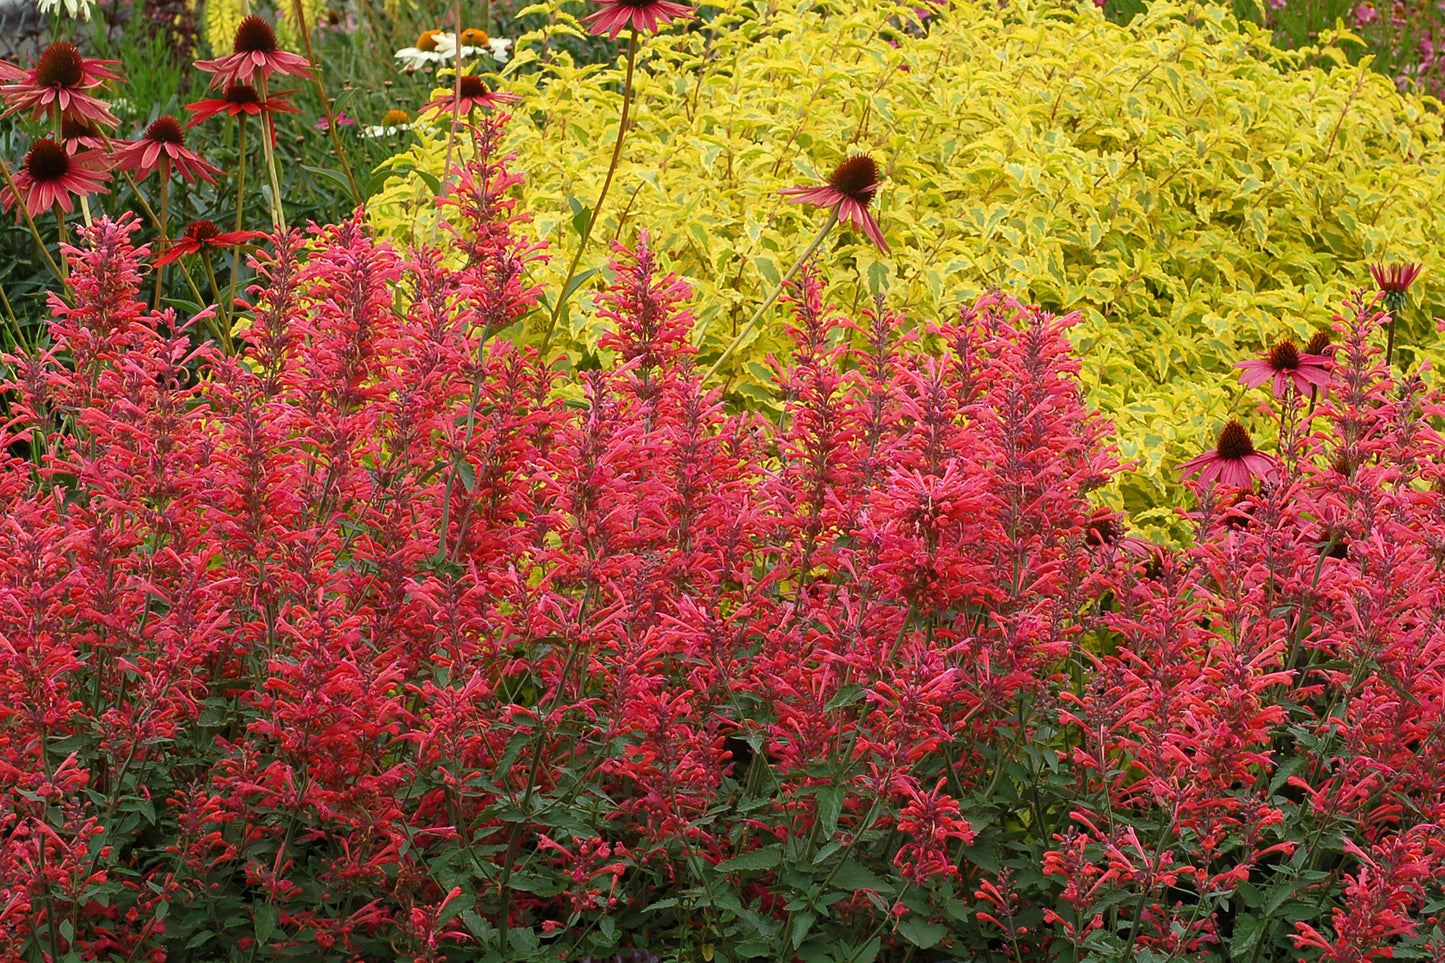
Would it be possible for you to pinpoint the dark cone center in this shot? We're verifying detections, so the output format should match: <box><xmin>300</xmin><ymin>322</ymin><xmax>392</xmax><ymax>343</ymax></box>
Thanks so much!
<box><xmin>24</xmin><ymin>139</ymin><xmax>70</xmax><ymax>183</ymax></box>
<box><xmin>61</xmin><ymin>117</ymin><xmax>99</xmax><ymax>140</ymax></box>
<box><xmin>35</xmin><ymin>43</ymin><xmax>85</xmax><ymax>89</ymax></box>
<box><xmin>223</xmin><ymin>83</ymin><xmax>262</xmax><ymax>106</ymax></box>
<box><xmin>457</xmin><ymin>76</ymin><xmax>490</xmax><ymax>97</ymax></box>
<box><xmin>145</xmin><ymin>115</ymin><xmax>186</xmax><ymax>146</ymax></box>
<box><xmin>1268</xmin><ymin>339</ymin><xmax>1300</xmax><ymax>371</ymax></box>
<box><xmin>1216</xmin><ymin>420</ymin><xmax>1256</xmax><ymax>461</ymax></box>
<box><xmin>1305</xmin><ymin>329</ymin><xmax>1332</xmax><ymax>355</ymax></box>
<box><xmin>233</xmin><ymin>16</ymin><xmax>279</xmax><ymax>55</ymax></box>
<box><xmin>186</xmin><ymin>221</ymin><xmax>221</xmax><ymax>243</ymax></box>
<box><xmin>828</xmin><ymin>154</ymin><xmax>879</xmax><ymax>206</ymax></box>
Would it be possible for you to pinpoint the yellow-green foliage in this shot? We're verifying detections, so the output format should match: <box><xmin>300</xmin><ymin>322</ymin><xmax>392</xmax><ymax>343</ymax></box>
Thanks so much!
<box><xmin>368</xmin><ymin>0</ymin><xmax>1445</xmax><ymax>539</ymax></box>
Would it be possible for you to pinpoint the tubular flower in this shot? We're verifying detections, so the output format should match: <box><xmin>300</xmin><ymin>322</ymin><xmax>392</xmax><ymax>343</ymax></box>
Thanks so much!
<box><xmin>421</xmin><ymin>75</ymin><xmax>521</xmax><ymax>116</ymax></box>
<box><xmin>779</xmin><ymin>153</ymin><xmax>891</xmax><ymax>253</ymax></box>
<box><xmin>195</xmin><ymin>16</ymin><xmax>314</xmax><ymax>88</ymax></box>
<box><xmin>154</xmin><ymin>219</ymin><xmax>267</xmax><ymax>266</ymax></box>
<box><xmin>1178</xmin><ymin>419</ymin><xmax>1279</xmax><ymax>488</ymax></box>
<box><xmin>1235</xmin><ymin>338</ymin><xmax>1333</xmax><ymax>399</ymax></box>
<box><xmin>1</xmin><ymin>138</ymin><xmax>109</xmax><ymax>219</ymax></box>
<box><xmin>583</xmin><ymin>0</ymin><xmax>695</xmax><ymax>39</ymax></box>
<box><xmin>0</xmin><ymin>42</ymin><xmax>122</xmax><ymax>127</ymax></box>
<box><xmin>111</xmin><ymin>115</ymin><xmax>222</xmax><ymax>184</ymax></box>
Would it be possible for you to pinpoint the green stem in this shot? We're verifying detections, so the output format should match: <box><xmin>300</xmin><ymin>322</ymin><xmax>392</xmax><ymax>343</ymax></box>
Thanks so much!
<box><xmin>153</xmin><ymin>162</ymin><xmax>170</xmax><ymax>310</ymax></box>
<box><xmin>0</xmin><ymin>157</ymin><xmax>66</xmax><ymax>286</ymax></box>
<box><xmin>427</xmin><ymin>0</ymin><xmax>467</xmax><ymax>249</ymax></box>
<box><xmin>541</xmin><ymin>27</ymin><xmax>639</xmax><ymax>358</ymax></box>
<box><xmin>1385</xmin><ymin>315</ymin><xmax>1398</xmax><ymax>368</ymax></box>
<box><xmin>703</xmin><ymin>204</ymin><xmax>840</xmax><ymax>383</ymax></box>
<box><xmin>226</xmin><ymin>118</ymin><xmax>250</xmax><ymax>336</ymax></box>
<box><xmin>200</xmin><ymin>252</ymin><xmax>233</xmax><ymax>353</ymax></box>
<box><xmin>257</xmin><ymin>75</ymin><xmax>287</xmax><ymax>230</ymax></box>
<box><xmin>292</xmin><ymin>0</ymin><xmax>361</xmax><ymax>206</ymax></box>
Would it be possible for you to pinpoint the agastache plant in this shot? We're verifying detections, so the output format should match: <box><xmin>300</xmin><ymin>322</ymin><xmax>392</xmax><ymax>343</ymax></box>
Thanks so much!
<box><xmin>6</xmin><ymin>109</ymin><xmax>1445</xmax><ymax>963</ymax></box>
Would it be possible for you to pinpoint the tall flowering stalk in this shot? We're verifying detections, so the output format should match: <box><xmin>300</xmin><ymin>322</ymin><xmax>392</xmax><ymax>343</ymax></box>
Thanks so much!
<box><xmin>541</xmin><ymin>0</ymin><xmax>694</xmax><ymax>357</ymax></box>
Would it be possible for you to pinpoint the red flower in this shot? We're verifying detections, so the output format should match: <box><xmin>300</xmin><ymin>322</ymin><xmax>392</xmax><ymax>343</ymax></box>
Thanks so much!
<box><xmin>1235</xmin><ymin>337</ymin><xmax>1333</xmax><ymax>399</ymax></box>
<box><xmin>111</xmin><ymin>115</ymin><xmax>222</xmax><ymax>184</ymax></box>
<box><xmin>779</xmin><ymin>153</ymin><xmax>890</xmax><ymax>254</ymax></box>
<box><xmin>582</xmin><ymin>0</ymin><xmax>695</xmax><ymax>39</ymax></box>
<box><xmin>59</xmin><ymin>116</ymin><xmax>114</xmax><ymax>155</ymax></box>
<box><xmin>1178</xmin><ymin>419</ymin><xmax>1279</xmax><ymax>488</ymax></box>
<box><xmin>154</xmin><ymin>219</ymin><xmax>267</xmax><ymax>265</ymax></box>
<box><xmin>1369</xmin><ymin>261</ymin><xmax>1423</xmax><ymax>315</ymax></box>
<box><xmin>185</xmin><ymin>83</ymin><xmax>299</xmax><ymax>146</ymax></box>
<box><xmin>195</xmin><ymin>16</ymin><xmax>313</xmax><ymax>88</ymax></box>
<box><xmin>0</xmin><ymin>42</ymin><xmax>122</xmax><ymax>127</ymax></box>
<box><xmin>421</xmin><ymin>75</ymin><xmax>521</xmax><ymax>116</ymax></box>
<box><xmin>1</xmin><ymin>137</ymin><xmax>108</xmax><ymax>219</ymax></box>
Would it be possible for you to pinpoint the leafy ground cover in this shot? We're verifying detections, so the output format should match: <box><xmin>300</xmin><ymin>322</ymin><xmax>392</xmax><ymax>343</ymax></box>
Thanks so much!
<box><xmin>5</xmin><ymin>0</ymin><xmax>1445</xmax><ymax>961</ymax></box>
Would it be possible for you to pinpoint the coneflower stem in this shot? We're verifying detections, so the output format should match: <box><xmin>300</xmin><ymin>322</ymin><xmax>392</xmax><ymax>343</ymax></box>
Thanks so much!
<box><xmin>703</xmin><ymin>204</ymin><xmax>840</xmax><ymax>383</ymax></box>
<box><xmin>1385</xmin><ymin>316</ymin><xmax>1398</xmax><ymax>368</ymax></box>
<box><xmin>541</xmin><ymin>26</ymin><xmax>639</xmax><ymax>358</ymax></box>
<box><xmin>52</xmin><ymin>202</ymin><xmax>71</xmax><ymax>272</ymax></box>
<box><xmin>292</xmin><ymin>0</ymin><xmax>361</xmax><ymax>207</ymax></box>
<box><xmin>0</xmin><ymin>280</ymin><xmax>25</xmax><ymax>351</ymax></box>
<box><xmin>428</xmin><ymin>0</ymin><xmax>466</xmax><ymax>249</ymax></box>
<box><xmin>154</xmin><ymin>162</ymin><xmax>170</xmax><ymax>310</ymax></box>
<box><xmin>257</xmin><ymin>75</ymin><xmax>287</xmax><ymax>230</ymax></box>
<box><xmin>200</xmin><ymin>251</ymin><xmax>233</xmax><ymax>354</ymax></box>
<box><xmin>226</xmin><ymin>119</ymin><xmax>250</xmax><ymax>335</ymax></box>
<box><xmin>0</xmin><ymin>157</ymin><xmax>66</xmax><ymax>285</ymax></box>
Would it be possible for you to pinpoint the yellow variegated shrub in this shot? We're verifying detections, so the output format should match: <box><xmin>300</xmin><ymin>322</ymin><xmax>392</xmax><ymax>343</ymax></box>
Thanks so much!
<box><xmin>368</xmin><ymin>0</ymin><xmax>1445</xmax><ymax>540</ymax></box>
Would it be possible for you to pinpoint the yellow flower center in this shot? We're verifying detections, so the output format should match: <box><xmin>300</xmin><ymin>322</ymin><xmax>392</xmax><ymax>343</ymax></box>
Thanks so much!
<box><xmin>416</xmin><ymin>30</ymin><xmax>443</xmax><ymax>52</ymax></box>
<box><xmin>382</xmin><ymin>109</ymin><xmax>410</xmax><ymax>126</ymax></box>
<box><xmin>460</xmin><ymin>28</ymin><xmax>489</xmax><ymax>45</ymax></box>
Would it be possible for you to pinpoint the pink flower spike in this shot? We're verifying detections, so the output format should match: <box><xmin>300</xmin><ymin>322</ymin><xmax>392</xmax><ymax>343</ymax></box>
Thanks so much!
<box><xmin>780</xmin><ymin>153</ymin><xmax>891</xmax><ymax>254</ymax></box>
<box><xmin>1</xmin><ymin>138</ymin><xmax>109</xmax><ymax>219</ymax></box>
<box><xmin>111</xmin><ymin>115</ymin><xmax>222</xmax><ymax>184</ymax></box>
<box><xmin>1234</xmin><ymin>338</ymin><xmax>1333</xmax><ymax>399</ymax></box>
<box><xmin>1178</xmin><ymin>419</ymin><xmax>1279</xmax><ymax>488</ymax></box>
<box><xmin>195</xmin><ymin>16</ymin><xmax>314</xmax><ymax>88</ymax></box>
<box><xmin>582</xmin><ymin>0</ymin><xmax>695</xmax><ymax>39</ymax></box>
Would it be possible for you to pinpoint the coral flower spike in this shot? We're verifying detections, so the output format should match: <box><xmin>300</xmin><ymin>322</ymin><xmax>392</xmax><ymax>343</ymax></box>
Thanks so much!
<box><xmin>583</xmin><ymin>0</ymin><xmax>695</xmax><ymax>39</ymax></box>
<box><xmin>1178</xmin><ymin>419</ymin><xmax>1279</xmax><ymax>488</ymax></box>
<box><xmin>0</xmin><ymin>41</ymin><xmax>121</xmax><ymax>127</ymax></box>
<box><xmin>1235</xmin><ymin>337</ymin><xmax>1333</xmax><ymax>399</ymax></box>
<box><xmin>1</xmin><ymin>138</ymin><xmax>108</xmax><ymax>219</ymax></box>
<box><xmin>780</xmin><ymin>153</ymin><xmax>891</xmax><ymax>254</ymax></box>
<box><xmin>195</xmin><ymin>16</ymin><xmax>314</xmax><ymax>88</ymax></box>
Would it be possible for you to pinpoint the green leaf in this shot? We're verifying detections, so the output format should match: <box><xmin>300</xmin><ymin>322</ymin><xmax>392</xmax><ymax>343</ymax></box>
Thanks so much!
<box><xmin>715</xmin><ymin>847</ymin><xmax>782</xmax><ymax>872</ymax></box>
<box><xmin>896</xmin><ymin>916</ymin><xmax>946</xmax><ymax>949</ymax></box>
<box><xmin>255</xmin><ymin>903</ymin><xmax>279</xmax><ymax>945</ymax></box>
<box><xmin>300</xmin><ymin>164</ymin><xmax>354</xmax><ymax>196</ymax></box>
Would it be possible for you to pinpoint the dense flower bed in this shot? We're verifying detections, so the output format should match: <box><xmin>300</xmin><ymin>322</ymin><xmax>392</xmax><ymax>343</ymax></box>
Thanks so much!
<box><xmin>3</xmin><ymin>113</ymin><xmax>1445</xmax><ymax>962</ymax></box>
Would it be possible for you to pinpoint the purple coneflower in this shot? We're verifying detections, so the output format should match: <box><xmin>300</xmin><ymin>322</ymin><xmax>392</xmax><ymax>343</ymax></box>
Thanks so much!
<box><xmin>112</xmin><ymin>115</ymin><xmax>222</xmax><ymax>183</ymax></box>
<box><xmin>1178</xmin><ymin>420</ymin><xmax>1279</xmax><ymax>488</ymax></box>
<box><xmin>1235</xmin><ymin>337</ymin><xmax>1333</xmax><ymax>399</ymax></box>
<box><xmin>0</xmin><ymin>42</ymin><xmax>121</xmax><ymax>127</ymax></box>
<box><xmin>583</xmin><ymin>0</ymin><xmax>695</xmax><ymax>39</ymax></box>
<box><xmin>195</xmin><ymin>16</ymin><xmax>313</xmax><ymax>88</ymax></box>
<box><xmin>780</xmin><ymin>153</ymin><xmax>891</xmax><ymax>254</ymax></box>
<box><xmin>421</xmin><ymin>75</ymin><xmax>521</xmax><ymax>116</ymax></box>
<box><xmin>1</xmin><ymin>138</ymin><xmax>108</xmax><ymax>218</ymax></box>
<box><xmin>154</xmin><ymin>219</ymin><xmax>267</xmax><ymax>266</ymax></box>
